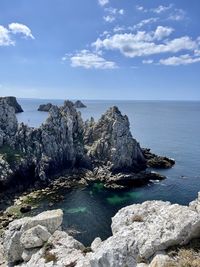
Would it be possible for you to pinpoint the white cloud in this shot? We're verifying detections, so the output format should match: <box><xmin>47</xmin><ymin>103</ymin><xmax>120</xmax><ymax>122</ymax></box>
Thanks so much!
<box><xmin>92</xmin><ymin>27</ymin><xmax>198</xmax><ymax>58</ymax></box>
<box><xmin>9</xmin><ymin>23</ymin><xmax>34</xmax><ymax>39</ymax></box>
<box><xmin>136</xmin><ymin>5</ymin><xmax>146</xmax><ymax>12</ymax></box>
<box><xmin>64</xmin><ymin>50</ymin><xmax>117</xmax><ymax>69</ymax></box>
<box><xmin>0</xmin><ymin>25</ymin><xmax>14</xmax><ymax>46</ymax></box>
<box><xmin>142</xmin><ymin>59</ymin><xmax>154</xmax><ymax>64</ymax></box>
<box><xmin>136</xmin><ymin>4</ymin><xmax>173</xmax><ymax>14</ymax></box>
<box><xmin>113</xmin><ymin>26</ymin><xmax>125</xmax><ymax>33</ymax></box>
<box><xmin>134</xmin><ymin>18</ymin><xmax>159</xmax><ymax>30</ymax></box>
<box><xmin>160</xmin><ymin>54</ymin><xmax>200</xmax><ymax>66</ymax></box>
<box><xmin>119</xmin><ymin>9</ymin><xmax>124</xmax><ymax>15</ymax></box>
<box><xmin>194</xmin><ymin>49</ymin><xmax>200</xmax><ymax>56</ymax></box>
<box><xmin>103</xmin><ymin>15</ymin><xmax>115</xmax><ymax>23</ymax></box>
<box><xmin>98</xmin><ymin>0</ymin><xmax>109</xmax><ymax>6</ymax></box>
<box><xmin>154</xmin><ymin>26</ymin><xmax>174</xmax><ymax>40</ymax></box>
<box><xmin>168</xmin><ymin>9</ymin><xmax>186</xmax><ymax>21</ymax></box>
<box><xmin>152</xmin><ymin>4</ymin><xmax>173</xmax><ymax>14</ymax></box>
<box><xmin>103</xmin><ymin>7</ymin><xmax>124</xmax><ymax>23</ymax></box>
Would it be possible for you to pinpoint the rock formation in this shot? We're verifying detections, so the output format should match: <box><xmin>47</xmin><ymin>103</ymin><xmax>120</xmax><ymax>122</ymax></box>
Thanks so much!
<box><xmin>0</xmin><ymin>99</ymin><xmax>174</xmax><ymax>190</ymax></box>
<box><xmin>3</xmin><ymin>192</ymin><xmax>200</xmax><ymax>266</ymax></box>
<box><xmin>74</xmin><ymin>100</ymin><xmax>87</xmax><ymax>108</ymax></box>
<box><xmin>0</xmin><ymin>96</ymin><xmax>23</xmax><ymax>113</ymax></box>
<box><xmin>38</xmin><ymin>103</ymin><xmax>54</xmax><ymax>112</ymax></box>
<box><xmin>0</xmin><ymin>100</ymin><xmax>89</xmax><ymax>188</ymax></box>
<box><xmin>84</xmin><ymin>106</ymin><xmax>146</xmax><ymax>172</ymax></box>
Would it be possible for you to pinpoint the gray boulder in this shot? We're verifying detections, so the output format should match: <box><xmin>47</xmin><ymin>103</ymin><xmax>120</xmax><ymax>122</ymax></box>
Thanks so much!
<box><xmin>20</xmin><ymin>225</ymin><xmax>51</xmax><ymax>249</ymax></box>
<box><xmin>3</xmin><ymin>209</ymin><xmax>63</xmax><ymax>263</ymax></box>
<box><xmin>89</xmin><ymin>199</ymin><xmax>200</xmax><ymax>266</ymax></box>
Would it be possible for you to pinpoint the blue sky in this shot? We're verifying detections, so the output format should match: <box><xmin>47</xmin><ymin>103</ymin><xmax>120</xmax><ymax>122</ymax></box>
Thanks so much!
<box><xmin>0</xmin><ymin>0</ymin><xmax>200</xmax><ymax>100</ymax></box>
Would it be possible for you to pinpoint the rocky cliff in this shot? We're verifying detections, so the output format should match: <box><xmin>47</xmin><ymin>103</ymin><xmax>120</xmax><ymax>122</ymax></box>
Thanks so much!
<box><xmin>84</xmin><ymin>106</ymin><xmax>146</xmax><ymax>172</ymax></box>
<box><xmin>3</xmin><ymin>193</ymin><xmax>200</xmax><ymax>267</ymax></box>
<box><xmin>0</xmin><ymin>99</ymin><xmax>173</xmax><ymax>190</ymax></box>
<box><xmin>0</xmin><ymin>96</ymin><xmax>23</xmax><ymax>113</ymax></box>
<box><xmin>0</xmin><ymin>100</ymin><xmax>88</xmax><ymax>188</ymax></box>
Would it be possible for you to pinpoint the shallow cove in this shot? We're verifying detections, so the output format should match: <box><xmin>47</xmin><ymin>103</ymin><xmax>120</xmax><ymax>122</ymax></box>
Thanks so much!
<box><xmin>28</xmin><ymin>179</ymin><xmax>197</xmax><ymax>246</ymax></box>
<box><xmin>16</xmin><ymin>99</ymin><xmax>200</xmax><ymax>246</ymax></box>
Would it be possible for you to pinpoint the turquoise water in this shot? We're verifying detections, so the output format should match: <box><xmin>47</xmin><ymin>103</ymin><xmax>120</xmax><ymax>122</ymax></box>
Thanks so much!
<box><xmin>16</xmin><ymin>99</ymin><xmax>200</xmax><ymax>245</ymax></box>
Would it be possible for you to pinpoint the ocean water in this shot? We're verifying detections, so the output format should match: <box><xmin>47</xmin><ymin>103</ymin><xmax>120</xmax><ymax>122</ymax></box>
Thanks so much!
<box><xmin>16</xmin><ymin>99</ymin><xmax>200</xmax><ymax>245</ymax></box>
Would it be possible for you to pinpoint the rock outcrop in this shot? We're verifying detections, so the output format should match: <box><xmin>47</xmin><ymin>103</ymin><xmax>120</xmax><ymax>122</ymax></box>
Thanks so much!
<box><xmin>0</xmin><ymin>96</ymin><xmax>23</xmax><ymax>113</ymax></box>
<box><xmin>142</xmin><ymin>148</ymin><xmax>175</xmax><ymax>169</ymax></box>
<box><xmin>74</xmin><ymin>100</ymin><xmax>87</xmax><ymax>108</ymax></box>
<box><xmin>0</xmin><ymin>99</ymin><xmax>174</xmax><ymax>190</ymax></box>
<box><xmin>0</xmin><ymin>100</ymin><xmax>89</xmax><ymax>188</ymax></box>
<box><xmin>38</xmin><ymin>103</ymin><xmax>54</xmax><ymax>112</ymax></box>
<box><xmin>3</xmin><ymin>193</ymin><xmax>200</xmax><ymax>266</ymax></box>
<box><xmin>3</xmin><ymin>209</ymin><xmax>63</xmax><ymax>263</ymax></box>
<box><xmin>84</xmin><ymin>106</ymin><xmax>146</xmax><ymax>172</ymax></box>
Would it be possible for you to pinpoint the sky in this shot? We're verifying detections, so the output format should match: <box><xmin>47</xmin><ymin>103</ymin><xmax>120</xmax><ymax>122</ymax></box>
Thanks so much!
<box><xmin>0</xmin><ymin>0</ymin><xmax>200</xmax><ymax>100</ymax></box>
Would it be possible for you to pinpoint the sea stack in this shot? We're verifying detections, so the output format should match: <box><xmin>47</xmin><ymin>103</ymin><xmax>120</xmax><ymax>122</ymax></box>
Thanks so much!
<box><xmin>38</xmin><ymin>103</ymin><xmax>53</xmax><ymax>112</ymax></box>
<box><xmin>74</xmin><ymin>100</ymin><xmax>87</xmax><ymax>108</ymax></box>
<box><xmin>0</xmin><ymin>96</ymin><xmax>23</xmax><ymax>113</ymax></box>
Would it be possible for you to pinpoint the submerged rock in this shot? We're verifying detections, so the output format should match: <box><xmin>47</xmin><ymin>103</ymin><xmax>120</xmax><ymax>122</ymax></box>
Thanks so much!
<box><xmin>38</xmin><ymin>103</ymin><xmax>54</xmax><ymax>112</ymax></box>
<box><xmin>0</xmin><ymin>96</ymin><xmax>23</xmax><ymax>113</ymax></box>
<box><xmin>84</xmin><ymin>106</ymin><xmax>146</xmax><ymax>172</ymax></box>
<box><xmin>74</xmin><ymin>100</ymin><xmax>87</xmax><ymax>108</ymax></box>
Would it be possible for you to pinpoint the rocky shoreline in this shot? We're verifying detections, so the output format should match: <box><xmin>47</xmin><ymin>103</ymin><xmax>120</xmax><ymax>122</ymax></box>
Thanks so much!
<box><xmin>1</xmin><ymin>192</ymin><xmax>200</xmax><ymax>267</ymax></box>
<box><xmin>0</xmin><ymin>98</ymin><xmax>174</xmax><ymax>192</ymax></box>
<box><xmin>0</xmin><ymin>98</ymin><xmax>178</xmax><ymax>266</ymax></box>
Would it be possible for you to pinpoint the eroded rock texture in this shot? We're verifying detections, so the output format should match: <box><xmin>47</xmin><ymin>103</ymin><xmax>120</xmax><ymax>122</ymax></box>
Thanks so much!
<box><xmin>84</xmin><ymin>106</ymin><xmax>146</xmax><ymax>172</ymax></box>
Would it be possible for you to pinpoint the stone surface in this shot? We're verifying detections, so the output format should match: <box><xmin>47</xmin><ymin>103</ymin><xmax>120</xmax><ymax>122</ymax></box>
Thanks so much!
<box><xmin>5</xmin><ymin>193</ymin><xmax>200</xmax><ymax>267</ymax></box>
<box><xmin>91</xmin><ymin>237</ymin><xmax>102</xmax><ymax>251</ymax></box>
<box><xmin>20</xmin><ymin>231</ymin><xmax>86</xmax><ymax>267</ymax></box>
<box><xmin>149</xmin><ymin>254</ymin><xmax>171</xmax><ymax>267</ymax></box>
<box><xmin>22</xmin><ymin>248</ymin><xmax>39</xmax><ymax>262</ymax></box>
<box><xmin>189</xmin><ymin>192</ymin><xmax>200</xmax><ymax>213</ymax></box>
<box><xmin>0</xmin><ymin>98</ymin><xmax>18</xmax><ymax>146</ymax></box>
<box><xmin>38</xmin><ymin>103</ymin><xmax>53</xmax><ymax>112</ymax></box>
<box><xmin>0</xmin><ymin>96</ymin><xmax>23</xmax><ymax>113</ymax></box>
<box><xmin>20</xmin><ymin>225</ymin><xmax>51</xmax><ymax>249</ymax></box>
<box><xmin>84</xmin><ymin>106</ymin><xmax>146</xmax><ymax>172</ymax></box>
<box><xmin>74</xmin><ymin>100</ymin><xmax>87</xmax><ymax>108</ymax></box>
<box><xmin>89</xmin><ymin>199</ymin><xmax>200</xmax><ymax>267</ymax></box>
<box><xmin>3</xmin><ymin>209</ymin><xmax>63</xmax><ymax>263</ymax></box>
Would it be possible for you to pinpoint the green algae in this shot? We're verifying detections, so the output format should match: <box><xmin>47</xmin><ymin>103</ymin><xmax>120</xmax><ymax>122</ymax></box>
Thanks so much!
<box><xmin>66</xmin><ymin>207</ymin><xmax>87</xmax><ymax>214</ymax></box>
<box><xmin>107</xmin><ymin>191</ymin><xmax>142</xmax><ymax>205</ymax></box>
<box><xmin>92</xmin><ymin>183</ymin><xmax>104</xmax><ymax>192</ymax></box>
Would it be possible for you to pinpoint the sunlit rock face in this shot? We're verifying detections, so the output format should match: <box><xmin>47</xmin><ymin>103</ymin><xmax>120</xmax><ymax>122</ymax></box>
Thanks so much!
<box><xmin>0</xmin><ymin>98</ymin><xmax>18</xmax><ymax>147</ymax></box>
<box><xmin>84</xmin><ymin>106</ymin><xmax>146</xmax><ymax>172</ymax></box>
<box><xmin>14</xmin><ymin>100</ymin><xmax>88</xmax><ymax>180</ymax></box>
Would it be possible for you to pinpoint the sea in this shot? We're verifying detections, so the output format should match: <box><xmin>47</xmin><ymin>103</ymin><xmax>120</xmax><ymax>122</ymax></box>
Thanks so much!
<box><xmin>16</xmin><ymin>98</ymin><xmax>200</xmax><ymax>246</ymax></box>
